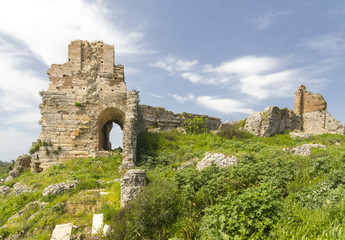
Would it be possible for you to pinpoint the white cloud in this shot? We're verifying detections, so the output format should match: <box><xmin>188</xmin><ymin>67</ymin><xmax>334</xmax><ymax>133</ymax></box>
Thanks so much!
<box><xmin>196</xmin><ymin>96</ymin><xmax>253</xmax><ymax>114</ymax></box>
<box><xmin>254</xmin><ymin>11</ymin><xmax>289</xmax><ymax>30</ymax></box>
<box><xmin>303</xmin><ymin>33</ymin><xmax>345</xmax><ymax>55</ymax></box>
<box><xmin>152</xmin><ymin>54</ymin><xmax>307</xmax><ymax>101</ymax></box>
<box><xmin>151</xmin><ymin>56</ymin><xmax>198</xmax><ymax>74</ymax></box>
<box><xmin>213</xmin><ymin>56</ymin><xmax>279</xmax><ymax>75</ymax></box>
<box><xmin>171</xmin><ymin>93</ymin><xmax>194</xmax><ymax>104</ymax></box>
<box><xmin>0</xmin><ymin>0</ymin><xmax>148</xmax><ymax>65</ymax></box>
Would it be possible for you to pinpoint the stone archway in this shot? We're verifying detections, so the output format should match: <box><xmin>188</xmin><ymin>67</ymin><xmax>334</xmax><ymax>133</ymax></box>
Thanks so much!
<box><xmin>97</xmin><ymin>107</ymin><xmax>125</xmax><ymax>151</ymax></box>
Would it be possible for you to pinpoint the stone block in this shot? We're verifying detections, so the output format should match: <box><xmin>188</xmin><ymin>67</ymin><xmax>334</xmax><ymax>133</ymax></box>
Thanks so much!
<box><xmin>51</xmin><ymin>223</ymin><xmax>73</xmax><ymax>240</ymax></box>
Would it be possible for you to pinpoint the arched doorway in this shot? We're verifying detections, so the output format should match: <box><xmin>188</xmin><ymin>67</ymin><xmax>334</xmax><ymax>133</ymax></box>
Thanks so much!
<box><xmin>98</xmin><ymin>107</ymin><xmax>125</xmax><ymax>151</ymax></box>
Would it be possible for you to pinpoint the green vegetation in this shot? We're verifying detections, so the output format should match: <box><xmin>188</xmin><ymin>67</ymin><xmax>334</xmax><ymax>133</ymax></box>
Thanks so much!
<box><xmin>74</xmin><ymin>101</ymin><xmax>82</xmax><ymax>107</ymax></box>
<box><xmin>111</xmin><ymin>131</ymin><xmax>345</xmax><ymax>239</ymax></box>
<box><xmin>0</xmin><ymin>161</ymin><xmax>13</xmax><ymax>180</ymax></box>
<box><xmin>0</xmin><ymin>155</ymin><xmax>122</xmax><ymax>239</ymax></box>
<box><xmin>2</xmin><ymin>130</ymin><xmax>345</xmax><ymax>239</ymax></box>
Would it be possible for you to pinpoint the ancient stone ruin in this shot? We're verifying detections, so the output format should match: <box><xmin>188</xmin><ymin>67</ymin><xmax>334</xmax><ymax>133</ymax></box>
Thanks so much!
<box><xmin>31</xmin><ymin>41</ymin><xmax>344</xmax><ymax>174</ymax></box>
<box><xmin>31</xmin><ymin>40</ymin><xmax>222</xmax><ymax>173</ymax></box>
<box><xmin>31</xmin><ymin>40</ymin><xmax>138</xmax><ymax>172</ymax></box>
<box><xmin>244</xmin><ymin>84</ymin><xmax>345</xmax><ymax>136</ymax></box>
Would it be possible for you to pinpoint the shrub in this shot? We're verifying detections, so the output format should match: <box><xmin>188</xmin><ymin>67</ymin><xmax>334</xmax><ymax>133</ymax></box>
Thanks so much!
<box><xmin>198</xmin><ymin>183</ymin><xmax>282</xmax><ymax>239</ymax></box>
<box><xmin>125</xmin><ymin>180</ymin><xmax>179</xmax><ymax>239</ymax></box>
<box><xmin>183</xmin><ymin>115</ymin><xmax>207</xmax><ymax>134</ymax></box>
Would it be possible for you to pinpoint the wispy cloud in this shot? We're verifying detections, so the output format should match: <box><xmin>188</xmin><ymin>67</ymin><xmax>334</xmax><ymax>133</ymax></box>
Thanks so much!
<box><xmin>196</xmin><ymin>96</ymin><xmax>253</xmax><ymax>114</ymax></box>
<box><xmin>303</xmin><ymin>33</ymin><xmax>345</xmax><ymax>55</ymax></box>
<box><xmin>150</xmin><ymin>56</ymin><xmax>198</xmax><ymax>74</ymax></box>
<box><xmin>170</xmin><ymin>93</ymin><xmax>195</xmax><ymax>104</ymax></box>
<box><xmin>153</xmin><ymin>55</ymin><xmax>306</xmax><ymax>101</ymax></box>
<box><xmin>254</xmin><ymin>11</ymin><xmax>289</xmax><ymax>30</ymax></box>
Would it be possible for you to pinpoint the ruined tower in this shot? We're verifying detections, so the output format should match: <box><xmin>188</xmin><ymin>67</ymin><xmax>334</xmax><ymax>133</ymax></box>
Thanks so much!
<box><xmin>31</xmin><ymin>40</ymin><xmax>137</xmax><ymax>172</ymax></box>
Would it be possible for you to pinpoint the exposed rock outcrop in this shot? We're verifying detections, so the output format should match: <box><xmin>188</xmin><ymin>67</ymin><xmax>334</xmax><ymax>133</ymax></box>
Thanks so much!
<box><xmin>196</xmin><ymin>152</ymin><xmax>238</xmax><ymax>170</ymax></box>
<box><xmin>284</xmin><ymin>144</ymin><xmax>326</xmax><ymax>156</ymax></box>
<box><xmin>43</xmin><ymin>180</ymin><xmax>78</xmax><ymax>196</ymax></box>
<box><xmin>0</xmin><ymin>186</ymin><xmax>11</xmax><ymax>196</ymax></box>
<box><xmin>120</xmin><ymin>169</ymin><xmax>146</xmax><ymax>207</ymax></box>
<box><xmin>244</xmin><ymin>106</ymin><xmax>301</xmax><ymax>137</ymax></box>
<box><xmin>5</xmin><ymin>155</ymin><xmax>31</xmax><ymax>182</ymax></box>
<box><xmin>11</xmin><ymin>182</ymin><xmax>32</xmax><ymax>195</ymax></box>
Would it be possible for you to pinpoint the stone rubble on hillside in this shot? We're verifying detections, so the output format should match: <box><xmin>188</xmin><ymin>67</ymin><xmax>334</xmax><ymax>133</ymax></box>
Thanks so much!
<box><xmin>0</xmin><ymin>186</ymin><xmax>11</xmax><ymax>196</ymax></box>
<box><xmin>7</xmin><ymin>201</ymin><xmax>47</xmax><ymax>222</ymax></box>
<box><xmin>284</xmin><ymin>144</ymin><xmax>326</xmax><ymax>156</ymax></box>
<box><xmin>196</xmin><ymin>152</ymin><xmax>238</xmax><ymax>171</ymax></box>
<box><xmin>51</xmin><ymin>223</ymin><xmax>73</xmax><ymax>240</ymax></box>
<box><xmin>5</xmin><ymin>155</ymin><xmax>31</xmax><ymax>182</ymax></box>
<box><xmin>177</xmin><ymin>159</ymin><xmax>198</xmax><ymax>170</ymax></box>
<box><xmin>43</xmin><ymin>180</ymin><xmax>78</xmax><ymax>196</ymax></box>
<box><xmin>10</xmin><ymin>182</ymin><xmax>32</xmax><ymax>195</ymax></box>
<box><xmin>121</xmin><ymin>169</ymin><xmax>146</xmax><ymax>207</ymax></box>
<box><xmin>289</xmin><ymin>130</ymin><xmax>311</xmax><ymax>139</ymax></box>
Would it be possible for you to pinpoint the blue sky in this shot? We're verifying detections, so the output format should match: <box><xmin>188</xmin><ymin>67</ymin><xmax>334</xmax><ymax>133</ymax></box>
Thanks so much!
<box><xmin>1</xmin><ymin>0</ymin><xmax>345</xmax><ymax>161</ymax></box>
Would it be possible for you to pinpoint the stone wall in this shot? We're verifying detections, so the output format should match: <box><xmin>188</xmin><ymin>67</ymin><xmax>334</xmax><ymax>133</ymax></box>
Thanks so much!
<box><xmin>32</xmin><ymin>40</ymin><xmax>138</xmax><ymax>172</ymax></box>
<box><xmin>245</xmin><ymin>85</ymin><xmax>344</xmax><ymax>137</ymax></box>
<box><xmin>244</xmin><ymin>106</ymin><xmax>301</xmax><ymax>137</ymax></box>
<box><xmin>139</xmin><ymin>105</ymin><xmax>222</xmax><ymax>132</ymax></box>
<box><xmin>294</xmin><ymin>84</ymin><xmax>327</xmax><ymax>114</ymax></box>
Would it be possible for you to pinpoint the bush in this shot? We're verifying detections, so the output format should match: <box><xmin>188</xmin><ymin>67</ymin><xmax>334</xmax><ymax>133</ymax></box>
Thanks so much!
<box><xmin>125</xmin><ymin>180</ymin><xmax>179</xmax><ymax>239</ymax></box>
<box><xmin>183</xmin><ymin>115</ymin><xmax>207</xmax><ymax>134</ymax></box>
<box><xmin>198</xmin><ymin>183</ymin><xmax>282</xmax><ymax>239</ymax></box>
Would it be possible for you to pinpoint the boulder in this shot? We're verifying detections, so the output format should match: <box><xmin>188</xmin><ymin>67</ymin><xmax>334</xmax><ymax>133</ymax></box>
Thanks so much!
<box><xmin>285</xmin><ymin>144</ymin><xmax>326</xmax><ymax>156</ymax></box>
<box><xmin>196</xmin><ymin>152</ymin><xmax>238</xmax><ymax>170</ymax></box>
<box><xmin>43</xmin><ymin>180</ymin><xmax>78</xmax><ymax>196</ymax></box>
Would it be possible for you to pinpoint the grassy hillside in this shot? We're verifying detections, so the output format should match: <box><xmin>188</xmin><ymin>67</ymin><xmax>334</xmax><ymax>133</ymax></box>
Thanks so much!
<box><xmin>1</xmin><ymin>130</ymin><xmax>345</xmax><ymax>239</ymax></box>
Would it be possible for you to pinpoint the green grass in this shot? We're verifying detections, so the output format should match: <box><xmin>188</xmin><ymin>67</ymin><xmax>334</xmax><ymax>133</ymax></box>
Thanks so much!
<box><xmin>2</xmin><ymin>130</ymin><xmax>345</xmax><ymax>239</ymax></box>
<box><xmin>0</xmin><ymin>154</ymin><xmax>122</xmax><ymax>239</ymax></box>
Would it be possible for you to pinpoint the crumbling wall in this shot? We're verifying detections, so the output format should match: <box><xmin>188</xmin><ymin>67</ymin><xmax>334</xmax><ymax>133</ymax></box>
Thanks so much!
<box><xmin>245</xmin><ymin>85</ymin><xmax>344</xmax><ymax>137</ymax></box>
<box><xmin>244</xmin><ymin>106</ymin><xmax>301</xmax><ymax>137</ymax></box>
<box><xmin>294</xmin><ymin>84</ymin><xmax>327</xmax><ymax>114</ymax></box>
<box><xmin>32</xmin><ymin>40</ymin><xmax>137</xmax><ymax>172</ymax></box>
<box><xmin>139</xmin><ymin>105</ymin><xmax>222</xmax><ymax>132</ymax></box>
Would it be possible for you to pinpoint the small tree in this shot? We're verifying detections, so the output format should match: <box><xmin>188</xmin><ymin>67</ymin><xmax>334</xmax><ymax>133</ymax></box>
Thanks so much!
<box><xmin>183</xmin><ymin>115</ymin><xmax>208</xmax><ymax>134</ymax></box>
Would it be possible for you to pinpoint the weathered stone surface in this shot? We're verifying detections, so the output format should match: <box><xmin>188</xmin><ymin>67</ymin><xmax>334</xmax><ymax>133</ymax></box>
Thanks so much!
<box><xmin>294</xmin><ymin>84</ymin><xmax>327</xmax><ymax>114</ymax></box>
<box><xmin>244</xmin><ymin>106</ymin><xmax>301</xmax><ymax>137</ymax></box>
<box><xmin>177</xmin><ymin>159</ymin><xmax>198</xmax><ymax>170</ymax></box>
<box><xmin>285</xmin><ymin>144</ymin><xmax>326</xmax><ymax>156</ymax></box>
<box><xmin>5</xmin><ymin>155</ymin><xmax>31</xmax><ymax>182</ymax></box>
<box><xmin>8</xmin><ymin>201</ymin><xmax>47</xmax><ymax>222</ymax></box>
<box><xmin>0</xmin><ymin>186</ymin><xmax>11</xmax><ymax>196</ymax></box>
<box><xmin>11</xmin><ymin>182</ymin><xmax>32</xmax><ymax>195</ymax></box>
<box><xmin>51</xmin><ymin>223</ymin><xmax>73</xmax><ymax>240</ymax></box>
<box><xmin>289</xmin><ymin>130</ymin><xmax>311</xmax><ymax>139</ymax></box>
<box><xmin>303</xmin><ymin>110</ymin><xmax>345</xmax><ymax>135</ymax></box>
<box><xmin>196</xmin><ymin>152</ymin><xmax>238</xmax><ymax>170</ymax></box>
<box><xmin>32</xmin><ymin>40</ymin><xmax>138</xmax><ymax>172</ymax></box>
<box><xmin>121</xmin><ymin>169</ymin><xmax>146</xmax><ymax>207</ymax></box>
<box><xmin>139</xmin><ymin>105</ymin><xmax>221</xmax><ymax>132</ymax></box>
<box><xmin>43</xmin><ymin>180</ymin><xmax>78</xmax><ymax>196</ymax></box>
<box><xmin>92</xmin><ymin>213</ymin><xmax>104</xmax><ymax>235</ymax></box>
<box><xmin>244</xmin><ymin>85</ymin><xmax>344</xmax><ymax>137</ymax></box>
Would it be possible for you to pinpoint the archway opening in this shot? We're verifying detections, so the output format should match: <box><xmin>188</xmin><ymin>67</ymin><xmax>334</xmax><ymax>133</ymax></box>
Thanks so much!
<box><xmin>102</xmin><ymin>121</ymin><xmax>123</xmax><ymax>150</ymax></box>
<box><xmin>98</xmin><ymin>107</ymin><xmax>125</xmax><ymax>151</ymax></box>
